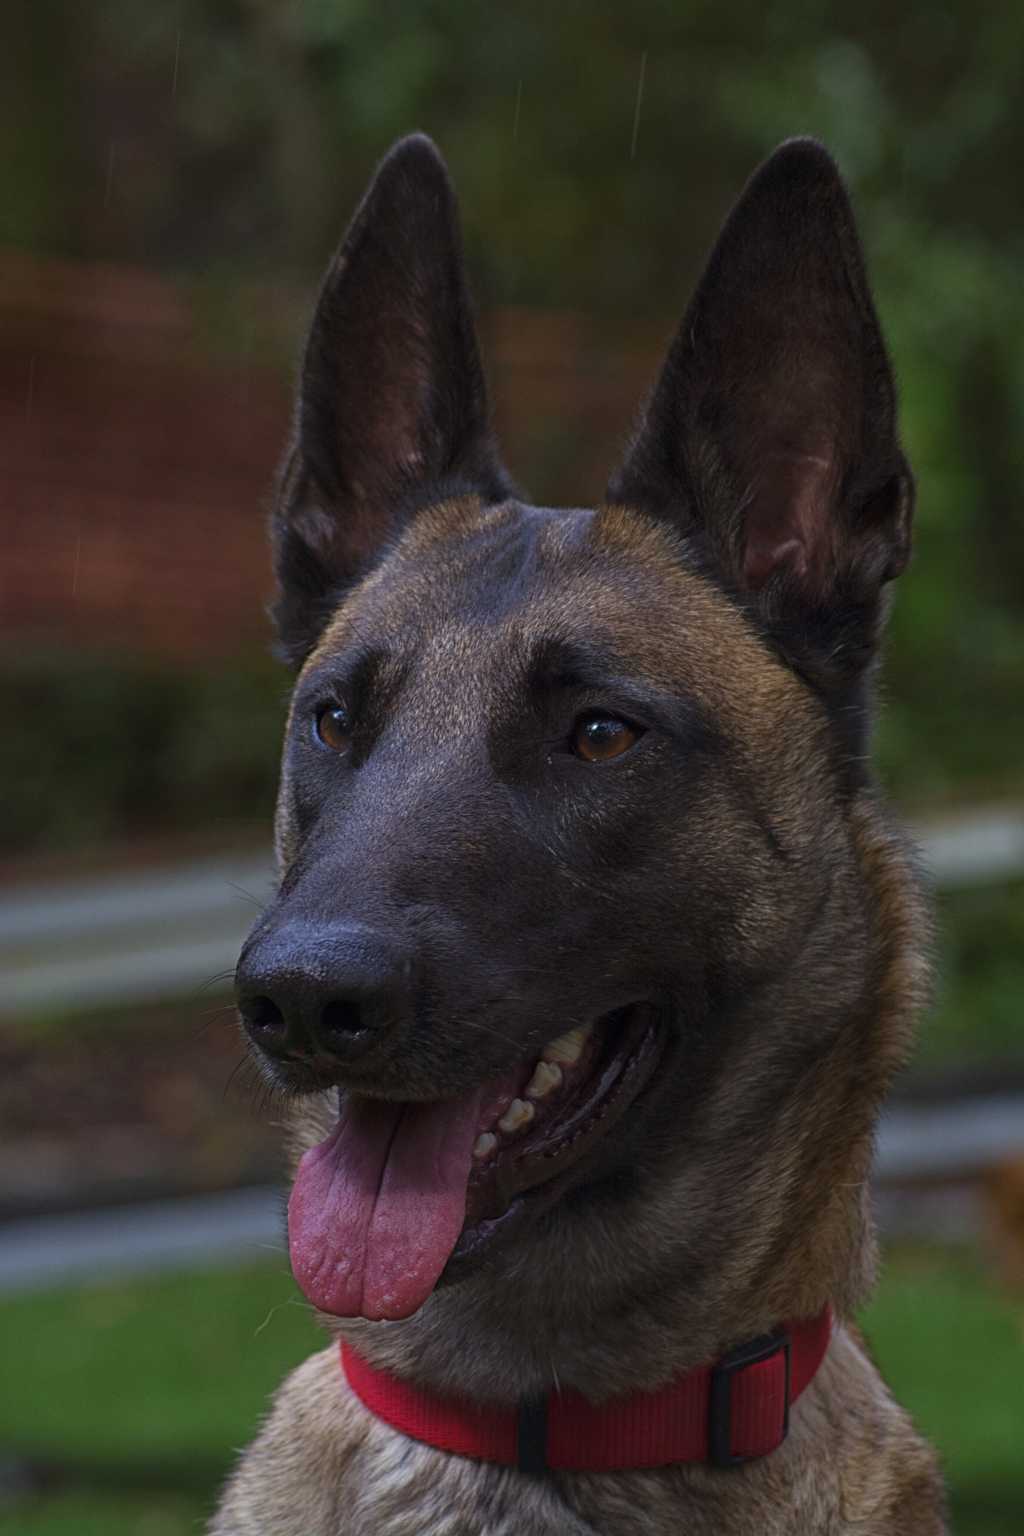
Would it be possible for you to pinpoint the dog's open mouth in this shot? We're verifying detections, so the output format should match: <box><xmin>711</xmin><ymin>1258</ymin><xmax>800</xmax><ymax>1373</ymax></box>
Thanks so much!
<box><xmin>287</xmin><ymin>1004</ymin><xmax>661</xmax><ymax>1321</ymax></box>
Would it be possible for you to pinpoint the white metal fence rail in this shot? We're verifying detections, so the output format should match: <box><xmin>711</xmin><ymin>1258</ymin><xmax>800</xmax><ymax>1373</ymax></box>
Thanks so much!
<box><xmin>2</xmin><ymin>809</ymin><xmax>1022</xmax><ymax>1020</ymax></box>
<box><xmin>2</xmin><ymin>811</ymin><xmax>1022</xmax><ymax>1289</ymax></box>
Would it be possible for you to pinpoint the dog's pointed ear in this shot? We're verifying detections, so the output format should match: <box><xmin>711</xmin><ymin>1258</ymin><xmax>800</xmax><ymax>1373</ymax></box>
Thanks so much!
<box><xmin>272</xmin><ymin>133</ymin><xmax>512</xmax><ymax>665</ymax></box>
<box><xmin>608</xmin><ymin>139</ymin><xmax>912</xmax><ymax>682</ymax></box>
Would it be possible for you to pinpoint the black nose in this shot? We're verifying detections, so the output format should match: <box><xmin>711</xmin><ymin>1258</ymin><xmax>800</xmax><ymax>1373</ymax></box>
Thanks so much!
<box><xmin>235</xmin><ymin>919</ymin><xmax>410</xmax><ymax>1067</ymax></box>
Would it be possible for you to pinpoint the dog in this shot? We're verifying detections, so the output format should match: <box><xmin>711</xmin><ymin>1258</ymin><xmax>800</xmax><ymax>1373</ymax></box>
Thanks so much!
<box><xmin>212</xmin><ymin>134</ymin><xmax>947</xmax><ymax>1533</ymax></box>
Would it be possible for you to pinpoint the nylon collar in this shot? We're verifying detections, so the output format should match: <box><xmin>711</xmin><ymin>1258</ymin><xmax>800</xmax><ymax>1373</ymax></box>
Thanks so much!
<box><xmin>340</xmin><ymin>1305</ymin><xmax>832</xmax><ymax>1473</ymax></box>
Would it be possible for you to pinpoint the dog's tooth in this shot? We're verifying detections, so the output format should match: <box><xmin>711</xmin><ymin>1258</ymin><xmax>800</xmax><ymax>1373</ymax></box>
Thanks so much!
<box><xmin>473</xmin><ymin>1132</ymin><xmax>498</xmax><ymax>1160</ymax></box>
<box><xmin>525</xmin><ymin>1060</ymin><xmax>563</xmax><ymax>1100</ymax></box>
<box><xmin>497</xmin><ymin>1098</ymin><xmax>535</xmax><ymax>1135</ymax></box>
<box><xmin>541</xmin><ymin>1025</ymin><xmax>590</xmax><ymax>1066</ymax></box>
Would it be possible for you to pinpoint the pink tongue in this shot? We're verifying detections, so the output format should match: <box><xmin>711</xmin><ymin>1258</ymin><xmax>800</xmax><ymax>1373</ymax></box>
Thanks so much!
<box><xmin>288</xmin><ymin>1087</ymin><xmax>484</xmax><ymax>1320</ymax></box>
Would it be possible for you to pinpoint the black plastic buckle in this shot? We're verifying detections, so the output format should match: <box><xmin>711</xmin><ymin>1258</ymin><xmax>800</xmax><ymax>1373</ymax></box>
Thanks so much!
<box><xmin>516</xmin><ymin>1395</ymin><xmax>549</xmax><ymax>1476</ymax></box>
<box><xmin>708</xmin><ymin>1330</ymin><xmax>791</xmax><ymax>1468</ymax></box>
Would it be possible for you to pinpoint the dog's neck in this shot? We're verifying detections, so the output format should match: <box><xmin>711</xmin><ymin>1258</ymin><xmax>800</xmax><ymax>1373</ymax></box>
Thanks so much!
<box><xmin>308</xmin><ymin>796</ymin><xmax>926</xmax><ymax>1408</ymax></box>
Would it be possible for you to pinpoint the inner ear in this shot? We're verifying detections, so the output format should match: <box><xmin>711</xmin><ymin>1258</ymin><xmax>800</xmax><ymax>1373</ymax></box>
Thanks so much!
<box><xmin>272</xmin><ymin>134</ymin><xmax>512</xmax><ymax>665</ymax></box>
<box><xmin>608</xmin><ymin>138</ymin><xmax>912</xmax><ymax>622</ymax></box>
<box><xmin>299</xmin><ymin>136</ymin><xmax>497</xmax><ymax>523</ymax></box>
<box><xmin>741</xmin><ymin>442</ymin><xmax>837</xmax><ymax>592</ymax></box>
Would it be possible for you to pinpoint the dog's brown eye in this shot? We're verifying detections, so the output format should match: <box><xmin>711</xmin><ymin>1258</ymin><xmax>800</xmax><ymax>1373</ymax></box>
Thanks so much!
<box><xmin>315</xmin><ymin>705</ymin><xmax>352</xmax><ymax>754</ymax></box>
<box><xmin>571</xmin><ymin>713</ymin><xmax>639</xmax><ymax>763</ymax></box>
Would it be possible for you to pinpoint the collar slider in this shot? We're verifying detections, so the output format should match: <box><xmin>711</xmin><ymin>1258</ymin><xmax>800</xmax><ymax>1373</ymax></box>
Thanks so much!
<box><xmin>516</xmin><ymin>1394</ymin><xmax>549</xmax><ymax>1475</ymax></box>
<box><xmin>708</xmin><ymin>1329</ymin><xmax>792</xmax><ymax>1467</ymax></box>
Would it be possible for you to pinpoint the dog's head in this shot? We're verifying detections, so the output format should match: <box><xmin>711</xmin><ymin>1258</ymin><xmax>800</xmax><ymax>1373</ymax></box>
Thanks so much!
<box><xmin>235</xmin><ymin>137</ymin><xmax>924</xmax><ymax>1372</ymax></box>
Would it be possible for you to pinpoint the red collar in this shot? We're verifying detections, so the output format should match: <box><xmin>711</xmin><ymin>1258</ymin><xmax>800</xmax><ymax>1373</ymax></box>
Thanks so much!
<box><xmin>341</xmin><ymin>1306</ymin><xmax>832</xmax><ymax>1473</ymax></box>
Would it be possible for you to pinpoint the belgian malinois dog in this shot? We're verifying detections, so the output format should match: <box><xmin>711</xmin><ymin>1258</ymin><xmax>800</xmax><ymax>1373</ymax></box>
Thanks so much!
<box><xmin>214</xmin><ymin>136</ymin><xmax>947</xmax><ymax>1533</ymax></box>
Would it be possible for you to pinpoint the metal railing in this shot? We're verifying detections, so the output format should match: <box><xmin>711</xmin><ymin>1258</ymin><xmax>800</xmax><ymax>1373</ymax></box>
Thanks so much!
<box><xmin>2</xmin><ymin>808</ymin><xmax>1023</xmax><ymax>1021</ymax></box>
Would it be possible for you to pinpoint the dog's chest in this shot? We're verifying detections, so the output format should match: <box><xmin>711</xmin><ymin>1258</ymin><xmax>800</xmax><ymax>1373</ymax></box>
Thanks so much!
<box><xmin>211</xmin><ymin>1348</ymin><xmax>872</xmax><ymax>1536</ymax></box>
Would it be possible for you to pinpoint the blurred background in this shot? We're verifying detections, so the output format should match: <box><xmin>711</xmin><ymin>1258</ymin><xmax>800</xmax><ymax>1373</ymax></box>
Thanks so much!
<box><xmin>1</xmin><ymin>4</ymin><xmax>1022</xmax><ymax>1532</ymax></box>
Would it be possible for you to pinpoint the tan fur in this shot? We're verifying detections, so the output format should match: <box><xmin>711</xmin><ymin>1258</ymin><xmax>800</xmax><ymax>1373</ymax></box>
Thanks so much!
<box><xmin>213</xmin><ymin>1330</ymin><xmax>943</xmax><ymax>1535</ymax></box>
<box><xmin>212</xmin><ymin>497</ymin><xmax>946</xmax><ymax>1533</ymax></box>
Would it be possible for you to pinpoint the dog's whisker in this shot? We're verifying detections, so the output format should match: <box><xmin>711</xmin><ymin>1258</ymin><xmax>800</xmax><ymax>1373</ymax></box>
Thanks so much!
<box><xmin>457</xmin><ymin>1019</ymin><xmax>524</xmax><ymax>1051</ymax></box>
<box><xmin>253</xmin><ymin>1299</ymin><xmax>295</xmax><ymax>1337</ymax></box>
<box><xmin>193</xmin><ymin>969</ymin><xmax>237</xmax><ymax>999</ymax></box>
<box><xmin>223</xmin><ymin>1053</ymin><xmax>256</xmax><ymax>1102</ymax></box>
<box><xmin>192</xmin><ymin>1004</ymin><xmax>238</xmax><ymax>1039</ymax></box>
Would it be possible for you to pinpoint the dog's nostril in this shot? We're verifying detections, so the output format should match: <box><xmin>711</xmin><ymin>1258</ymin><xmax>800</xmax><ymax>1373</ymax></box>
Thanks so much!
<box><xmin>319</xmin><ymin>1000</ymin><xmax>366</xmax><ymax>1043</ymax></box>
<box><xmin>243</xmin><ymin>995</ymin><xmax>287</xmax><ymax>1041</ymax></box>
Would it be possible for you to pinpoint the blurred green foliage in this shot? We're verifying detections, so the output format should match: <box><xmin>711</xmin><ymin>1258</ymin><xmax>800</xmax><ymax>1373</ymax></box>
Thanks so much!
<box><xmin>3</xmin><ymin>2</ymin><xmax>1021</xmax><ymax>812</ymax></box>
<box><xmin>0</xmin><ymin>653</ymin><xmax>284</xmax><ymax>857</ymax></box>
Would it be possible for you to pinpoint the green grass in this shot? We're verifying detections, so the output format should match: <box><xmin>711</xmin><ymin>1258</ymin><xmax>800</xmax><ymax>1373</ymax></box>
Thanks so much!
<box><xmin>0</xmin><ymin>651</ymin><xmax>283</xmax><ymax>860</ymax></box>
<box><xmin>0</xmin><ymin>1248</ymin><xmax>1020</xmax><ymax>1533</ymax></box>
<box><xmin>0</xmin><ymin>1263</ymin><xmax>316</xmax><ymax>1534</ymax></box>
<box><xmin>0</xmin><ymin>1493</ymin><xmax>206</xmax><ymax>1536</ymax></box>
<box><xmin>862</xmin><ymin>1247</ymin><xmax>1024</xmax><ymax>1535</ymax></box>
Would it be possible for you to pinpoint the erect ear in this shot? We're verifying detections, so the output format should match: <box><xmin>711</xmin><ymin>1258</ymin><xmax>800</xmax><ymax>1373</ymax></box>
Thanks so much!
<box><xmin>272</xmin><ymin>133</ymin><xmax>513</xmax><ymax>665</ymax></box>
<box><xmin>608</xmin><ymin>139</ymin><xmax>913</xmax><ymax>684</ymax></box>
